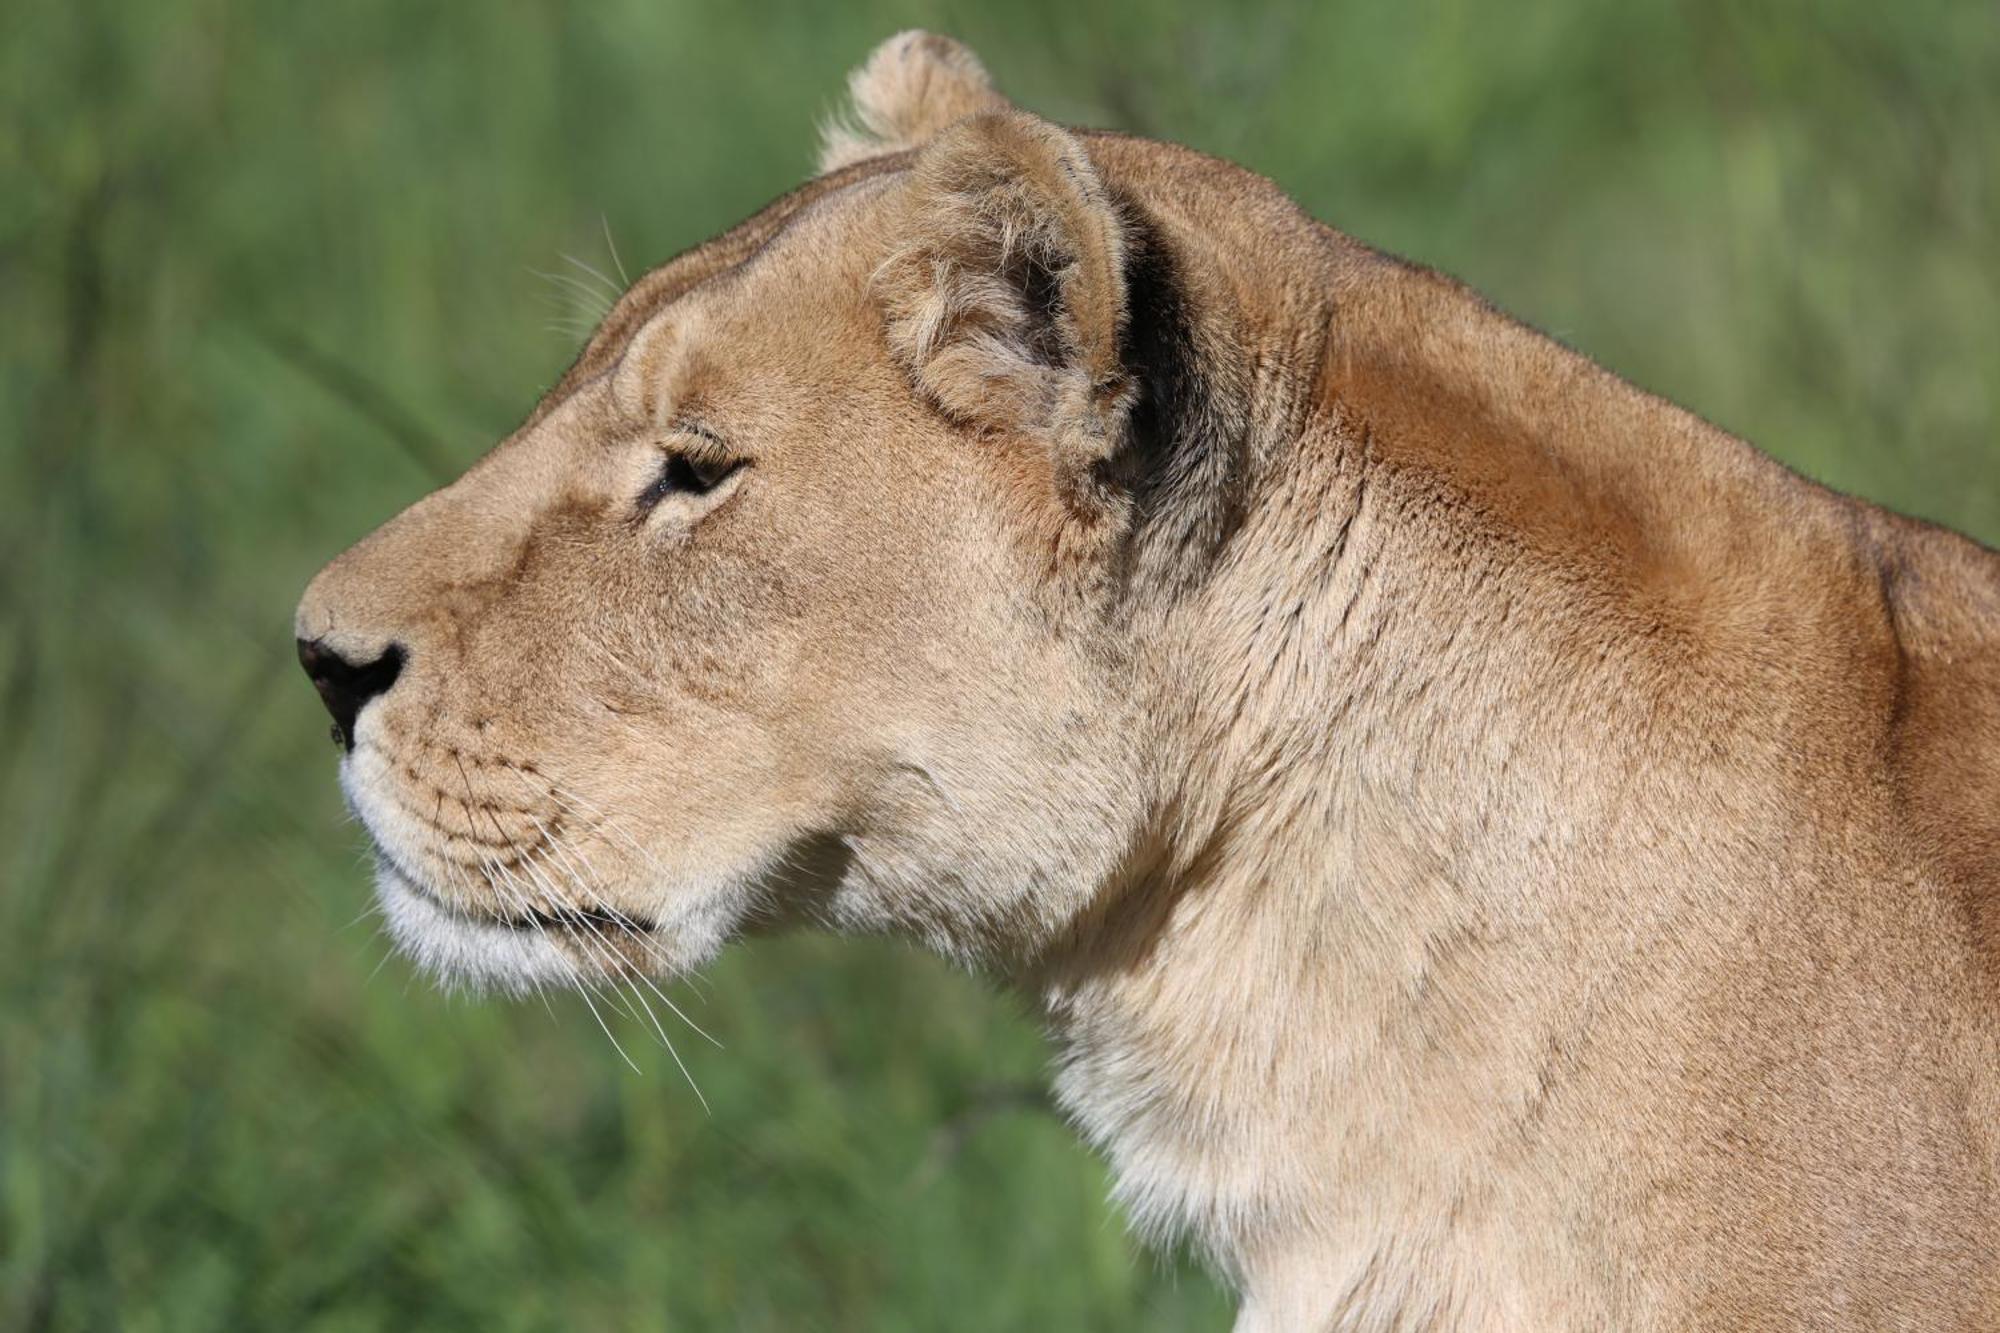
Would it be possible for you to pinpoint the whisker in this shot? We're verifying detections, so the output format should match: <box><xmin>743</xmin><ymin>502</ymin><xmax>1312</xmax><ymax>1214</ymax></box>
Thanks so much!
<box><xmin>533</xmin><ymin>263</ymin><xmax>613</xmax><ymax>302</ymax></box>
<box><xmin>453</xmin><ymin>757</ymin><xmax>641</xmax><ymax>1051</ymax></box>
<box><xmin>560</xmin><ymin>251</ymin><xmax>623</xmax><ymax>303</ymax></box>
<box><xmin>501</xmin><ymin>857</ymin><xmax>648</xmax><ymax>1028</ymax></box>
<box><xmin>514</xmin><ymin>797</ymin><xmax>717</xmax><ymax>1033</ymax></box>
<box><xmin>560</xmin><ymin>908</ymin><xmax>710</xmax><ymax>1110</ymax></box>
<box><xmin>441</xmin><ymin>853</ymin><xmax>561</xmax><ymax>1022</ymax></box>
<box><xmin>537</xmin><ymin>782</ymin><xmax>719</xmax><ymax>997</ymax></box>
<box><xmin>530</xmin><ymin>266</ymin><xmax>616</xmax><ymax>319</ymax></box>
<box><xmin>526</xmin><ymin>775</ymin><xmax>729</xmax><ymax>1034</ymax></box>
<box><xmin>341</xmin><ymin>900</ymin><xmax>386</xmax><ymax>933</ymax></box>
<box><xmin>600</xmin><ymin>214</ymin><xmax>632</xmax><ymax>287</ymax></box>
<box><xmin>571</xmin><ymin>971</ymin><xmax>643</xmax><ymax>1075</ymax></box>
<box><xmin>543</xmin><ymin>782</ymin><xmax>665</xmax><ymax>876</ymax></box>
<box><xmin>495</xmin><ymin>859</ymin><xmax>651</xmax><ymax>1052</ymax></box>
<box><xmin>510</xmin><ymin>820</ymin><xmax>716</xmax><ymax>1107</ymax></box>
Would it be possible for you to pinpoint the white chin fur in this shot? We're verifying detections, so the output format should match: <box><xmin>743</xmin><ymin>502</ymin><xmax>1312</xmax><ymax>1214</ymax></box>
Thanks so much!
<box><xmin>375</xmin><ymin>862</ymin><xmax>577</xmax><ymax>996</ymax></box>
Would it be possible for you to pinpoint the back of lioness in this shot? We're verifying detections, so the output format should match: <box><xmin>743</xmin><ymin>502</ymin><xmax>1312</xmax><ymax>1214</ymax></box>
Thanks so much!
<box><xmin>1294</xmin><ymin>196</ymin><xmax>2000</xmax><ymax>1328</ymax></box>
<box><xmin>1885</xmin><ymin>518</ymin><xmax>2000</xmax><ymax>986</ymax></box>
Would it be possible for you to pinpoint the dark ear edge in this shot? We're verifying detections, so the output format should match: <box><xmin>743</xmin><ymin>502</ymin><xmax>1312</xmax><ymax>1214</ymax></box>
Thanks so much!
<box><xmin>1108</xmin><ymin>196</ymin><xmax>1256</xmax><ymax>591</ymax></box>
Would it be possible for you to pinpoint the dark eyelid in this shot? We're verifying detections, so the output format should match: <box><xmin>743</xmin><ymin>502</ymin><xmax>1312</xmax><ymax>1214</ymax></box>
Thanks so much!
<box><xmin>669</xmin><ymin>415</ymin><xmax>725</xmax><ymax>447</ymax></box>
<box><xmin>632</xmin><ymin>423</ymin><xmax>746</xmax><ymax>520</ymax></box>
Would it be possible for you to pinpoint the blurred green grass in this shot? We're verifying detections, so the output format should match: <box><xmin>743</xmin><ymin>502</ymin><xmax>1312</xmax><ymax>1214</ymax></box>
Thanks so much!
<box><xmin>1</xmin><ymin>1</ymin><xmax>1993</xmax><ymax>1328</ymax></box>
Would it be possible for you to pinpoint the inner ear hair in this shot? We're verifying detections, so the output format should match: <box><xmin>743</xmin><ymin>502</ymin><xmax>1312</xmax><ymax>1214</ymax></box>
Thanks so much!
<box><xmin>876</xmin><ymin>111</ymin><xmax>1135</xmax><ymax>483</ymax></box>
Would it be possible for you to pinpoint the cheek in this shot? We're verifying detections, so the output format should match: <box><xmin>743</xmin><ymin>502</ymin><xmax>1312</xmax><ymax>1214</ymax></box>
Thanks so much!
<box><xmin>592</xmin><ymin>540</ymin><xmax>806</xmax><ymax>717</ymax></box>
<box><xmin>511</xmin><ymin>542</ymin><xmax>828</xmax><ymax>863</ymax></box>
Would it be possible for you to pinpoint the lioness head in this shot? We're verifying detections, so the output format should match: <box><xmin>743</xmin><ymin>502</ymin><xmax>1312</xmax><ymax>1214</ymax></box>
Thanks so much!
<box><xmin>296</xmin><ymin>33</ymin><xmax>1237</xmax><ymax>993</ymax></box>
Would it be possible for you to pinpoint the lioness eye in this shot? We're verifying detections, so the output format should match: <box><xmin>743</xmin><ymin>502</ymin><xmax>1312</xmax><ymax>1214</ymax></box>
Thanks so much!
<box><xmin>637</xmin><ymin>451</ymin><xmax>742</xmax><ymax>513</ymax></box>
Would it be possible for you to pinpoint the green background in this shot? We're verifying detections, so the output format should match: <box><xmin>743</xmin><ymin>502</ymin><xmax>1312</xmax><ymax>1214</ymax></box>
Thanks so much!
<box><xmin>4</xmin><ymin>1</ymin><xmax>1994</xmax><ymax>1328</ymax></box>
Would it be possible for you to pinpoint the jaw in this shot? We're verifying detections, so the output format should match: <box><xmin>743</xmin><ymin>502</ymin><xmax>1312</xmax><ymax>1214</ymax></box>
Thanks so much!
<box><xmin>366</xmin><ymin>814</ymin><xmax>822</xmax><ymax>996</ymax></box>
<box><xmin>375</xmin><ymin>861</ymin><xmax>585</xmax><ymax>996</ymax></box>
<box><xmin>375</xmin><ymin>853</ymin><xmax>781</xmax><ymax>996</ymax></box>
<box><xmin>336</xmin><ymin>734</ymin><xmax>785</xmax><ymax>993</ymax></box>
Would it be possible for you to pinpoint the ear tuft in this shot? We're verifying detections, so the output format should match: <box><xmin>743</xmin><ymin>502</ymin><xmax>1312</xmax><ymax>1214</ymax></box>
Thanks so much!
<box><xmin>876</xmin><ymin>111</ymin><xmax>1134</xmax><ymax>488</ymax></box>
<box><xmin>818</xmin><ymin>31</ymin><xmax>1010</xmax><ymax>174</ymax></box>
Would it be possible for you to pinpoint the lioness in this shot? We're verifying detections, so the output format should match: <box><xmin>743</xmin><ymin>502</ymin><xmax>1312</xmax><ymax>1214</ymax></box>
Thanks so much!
<box><xmin>296</xmin><ymin>31</ymin><xmax>2000</xmax><ymax>1330</ymax></box>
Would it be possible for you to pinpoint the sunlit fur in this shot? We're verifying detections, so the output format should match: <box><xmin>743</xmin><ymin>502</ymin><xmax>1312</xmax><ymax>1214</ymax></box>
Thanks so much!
<box><xmin>299</xmin><ymin>32</ymin><xmax>2000</xmax><ymax>1330</ymax></box>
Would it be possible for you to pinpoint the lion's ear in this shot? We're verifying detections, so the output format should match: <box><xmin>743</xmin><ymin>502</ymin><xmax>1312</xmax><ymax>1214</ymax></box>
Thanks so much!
<box><xmin>818</xmin><ymin>31</ymin><xmax>1011</xmax><ymax>174</ymax></box>
<box><xmin>877</xmin><ymin>111</ymin><xmax>1134</xmax><ymax>485</ymax></box>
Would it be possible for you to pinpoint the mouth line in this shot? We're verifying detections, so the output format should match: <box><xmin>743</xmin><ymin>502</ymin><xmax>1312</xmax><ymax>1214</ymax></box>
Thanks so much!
<box><xmin>502</xmin><ymin>901</ymin><xmax>657</xmax><ymax>937</ymax></box>
<box><xmin>376</xmin><ymin>850</ymin><xmax>657</xmax><ymax>937</ymax></box>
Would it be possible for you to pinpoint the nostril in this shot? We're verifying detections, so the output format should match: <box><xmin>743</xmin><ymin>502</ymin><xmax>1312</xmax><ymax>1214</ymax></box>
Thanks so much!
<box><xmin>296</xmin><ymin>638</ymin><xmax>406</xmax><ymax>751</ymax></box>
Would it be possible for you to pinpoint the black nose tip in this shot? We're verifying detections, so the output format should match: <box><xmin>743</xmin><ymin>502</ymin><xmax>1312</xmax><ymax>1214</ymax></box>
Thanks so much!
<box><xmin>296</xmin><ymin>638</ymin><xmax>405</xmax><ymax>750</ymax></box>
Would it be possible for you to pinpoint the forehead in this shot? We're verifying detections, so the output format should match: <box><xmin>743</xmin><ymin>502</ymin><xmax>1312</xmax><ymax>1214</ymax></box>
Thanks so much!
<box><xmin>605</xmin><ymin>178</ymin><xmax>902</xmax><ymax>426</ymax></box>
<box><xmin>518</xmin><ymin>159</ymin><xmax>910</xmax><ymax>435</ymax></box>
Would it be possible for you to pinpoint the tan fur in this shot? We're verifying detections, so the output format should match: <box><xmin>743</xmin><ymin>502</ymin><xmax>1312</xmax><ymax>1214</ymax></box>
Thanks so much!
<box><xmin>817</xmin><ymin>30</ymin><xmax>1007</xmax><ymax>173</ymax></box>
<box><xmin>298</xmin><ymin>33</ymin><xmax>2000</xmax><ymax>1330</ymax></box>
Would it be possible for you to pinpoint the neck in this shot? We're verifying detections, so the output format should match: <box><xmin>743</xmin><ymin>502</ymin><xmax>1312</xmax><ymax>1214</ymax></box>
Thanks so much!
<box><xmin>1027</xmin><ymin>217</ymin><xmax>1878</xmax><ymax>1320</ymax></box>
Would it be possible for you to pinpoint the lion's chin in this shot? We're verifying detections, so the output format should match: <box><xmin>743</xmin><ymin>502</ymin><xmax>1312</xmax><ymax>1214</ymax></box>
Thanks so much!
<box><xmin>371</xmin><ymin>851</ymin><xmax>750</xmax><ymax>996</ymax></box>
<box><xmin>375</xmin><ymin>860</ymin><xmax>587</xmax><ymax>996</ymax></box>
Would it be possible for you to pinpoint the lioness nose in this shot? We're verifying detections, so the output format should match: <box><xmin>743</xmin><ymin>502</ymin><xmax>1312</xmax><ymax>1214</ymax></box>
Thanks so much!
<box><xmin>296</xmin><ymin>638</ymin><xmax>405</xmax><ymax>751</ymax></box>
